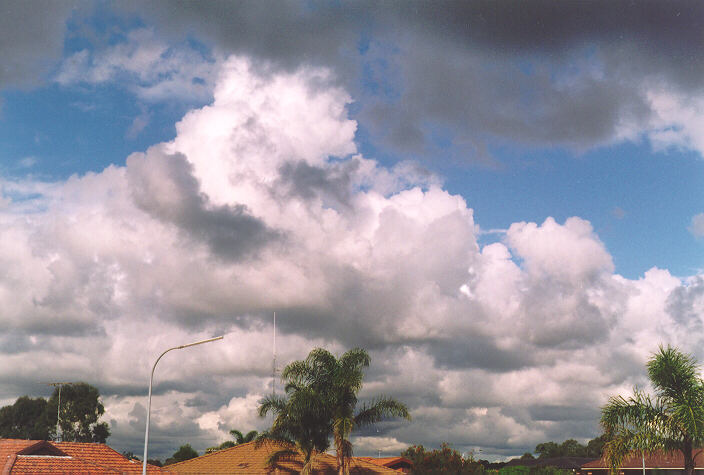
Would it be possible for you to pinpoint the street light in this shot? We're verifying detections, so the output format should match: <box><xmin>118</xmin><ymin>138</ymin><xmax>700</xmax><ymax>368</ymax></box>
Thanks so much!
<box><xmin>142</xmin><ymin>336</ymin><xmax>223</xmax><ymax>475</ymax></box>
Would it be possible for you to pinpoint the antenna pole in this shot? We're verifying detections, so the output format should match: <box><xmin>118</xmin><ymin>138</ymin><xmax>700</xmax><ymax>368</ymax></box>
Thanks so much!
<box><xmin>41</xmin><ymin>382</ymin><xmax>74</xmax><ymax>442</ymax></box>
<box><xmin>272</xmin><ymin>312</ymin><xmax>277</xmax><ymax>396</ymax></box>
<box><xmin>56</xmin><ymin>385</ymin><xmax>61</xmax><ymax>441</ymax></box>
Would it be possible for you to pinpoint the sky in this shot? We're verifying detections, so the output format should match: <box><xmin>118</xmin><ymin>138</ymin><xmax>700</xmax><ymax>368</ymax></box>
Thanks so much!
<box><xmin>0</xmin><ymin>0</ymin><xmax>703</xmax><ymax>462</ymax></box>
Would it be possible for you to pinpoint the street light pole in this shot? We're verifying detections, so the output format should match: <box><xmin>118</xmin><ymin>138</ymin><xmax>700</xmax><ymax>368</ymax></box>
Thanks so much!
<box><xmin>142</xmin><ymin>336</ymin><xmax>223</xmax><ymax>475</ymax></box>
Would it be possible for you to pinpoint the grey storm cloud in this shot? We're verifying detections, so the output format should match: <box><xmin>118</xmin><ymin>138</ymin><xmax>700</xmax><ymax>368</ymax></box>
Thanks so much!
<box><xmin>112</xmin><ymin>0</ymin><xmax>704</xmax><ymax>158</ymax></box>
<box><xmin>126</xmin><ymin>148</ymin><xmax>279</xmax><ymax>261</ymax></box>
<box><xmin>0</xmin><ymin>1</ymin><xmax>80</xmax><ymax>90</ymax></box>
<box><xmin>8</xmin><ymin>1</ymin><xmax>704</xmax><ymax>156</ymax></box>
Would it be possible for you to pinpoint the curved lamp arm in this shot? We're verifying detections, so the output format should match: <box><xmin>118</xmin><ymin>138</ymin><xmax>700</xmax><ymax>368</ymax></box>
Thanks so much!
<box><xmin>142</xmin><ymin>336</ymin><xmax>223</xmax><ymax>474</ymax></box>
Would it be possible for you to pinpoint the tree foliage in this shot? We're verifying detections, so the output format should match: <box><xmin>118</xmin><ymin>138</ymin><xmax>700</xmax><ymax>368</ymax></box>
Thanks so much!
<box><xmin>259</xmin><ymin>386</ymin><xmax>331</xmax><ymax>474</ymax></box>
<box><xmin>231</xmin><ymin>429</ymin><xmax>258</xmax><ymax>444</ymax></box>
<box><xmin>47</xmin><ymin>382</ymin><xmax>110</xmax><ymax>443</ymax></box>
<box><xmin>0</xmin><ymin>383</ymin><xmax>110</xmax><ymax>443</ymax></box>
<box><xmin>259</xmin><ymin>347</ymin><xmax>410</xmax><ymax>475</ymax></box>
<box><xmin>533</xmin><ymin>436</ymin><xmax>607</xmax><ymax>459</ymax></box>
<box><xmin>164</xmin><ymin>444</ymin><xmax>199</xmax><ymax>465</ymax></box>
<box><xmin>268</xmin><ymin>347</ymin><xmax>410</xmax><ymax>475</ymax></box>
<box><xmin>402</xmin><ymin>443</ymin><xmax>479</xmax><ymax>474</ymax></box>
<box><xmin>205</xmin><ymin>429</ymin><xmax>259</xmax><ymax>454</ymax></box>
<box><xmin>601</xmin><ymin>345</ymin><xmax>704</xmax><ymax>475</ymax></box>
<box><xmin>0</xmin><ymin>396</ymin><xmax>51</xmax><ymax>440</ymax></box>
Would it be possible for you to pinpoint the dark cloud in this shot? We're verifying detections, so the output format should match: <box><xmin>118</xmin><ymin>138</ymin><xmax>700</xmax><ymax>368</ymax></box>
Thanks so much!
<box><xmin>0</xmin><ymin>1</ymin><xmax>81</xmax><ymax>90</ymax></box>
<box><xmin>7</xmin><ymin>1</ymin><xmax>704</xmax><ymax>157</ymax></box>
<box><xmin>126</xmin><ymin>148</ymin><xmax>279</xmax><ymax>261</ymax></box>
<box><xmin>428</xmin><ymin>336</ymin><xmax>533</xmax><ymax>372</ymax></box>
<box><xmin>528</xmin><ymin>405</ymin><xmax>600</xmax><ymax>423</ymax></box>
<box><xmin>111</xmin><ymin>1</ymin><xmax>704</xmax><ymax>159</ymax></box>
<box><xmin>275</xmin><ymin>160</ymin><xmax>357</xmax><ymax>210</ymax></box>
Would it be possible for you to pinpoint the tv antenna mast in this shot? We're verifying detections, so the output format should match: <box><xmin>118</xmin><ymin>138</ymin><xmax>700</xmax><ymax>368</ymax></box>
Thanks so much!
<box><xmin>272</xmin><ymin>312</ymin><xmax>277</xmax><ymax>396</ymax></box>
<box><xmin>42</xmin><ymin>381</ymin><xmax>74</xmax><ymax>442</ymax></box>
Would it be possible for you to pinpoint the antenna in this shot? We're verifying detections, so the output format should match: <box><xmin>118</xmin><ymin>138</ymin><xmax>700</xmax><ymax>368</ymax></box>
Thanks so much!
<box><xmin>42</xmin><ymin>381</ymin><xmax>74</xmax><ymax>442</ymax></box>
<box><xmin>272</xmin><ymin>312</ymin><xmax>277</xmax><ymax>396</ymax></box>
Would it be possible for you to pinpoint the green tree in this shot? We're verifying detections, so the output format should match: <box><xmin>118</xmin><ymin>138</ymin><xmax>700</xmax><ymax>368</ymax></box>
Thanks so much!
<box><xmin>164</xmin><ymin>444</ymin><xmax>199</xmax><ymax>465</ymax></box>
<box><xmin>601</xmin><ymin>346</ymin><xmax>704</xmax><ymax>475</ymax></box>
<box><xmin>205</xmin><ymin>429</ymin><xmax>259</xmax><ymax>454</ymax></box>
<box><xmin>585</xmin><ymin>434</ymin><xmax>609</xmax><ymax>458</ymax></box>
<box><xmin>0</xmin><ymin>396</ymin><xmax>50</xmax><ymax>440</ymax></box>
<box><xmin>47</xmin><ymin>382</ymin><xmax>110</xmax><ymax>443</ymax></box>
<box><xmin>258</xmin><ymin>385</ymin><xmax>331</xmax><ymax>474</ymax></box>
<box><xmin>401</xmin><ymin>443</ymin><xmax>478</xmax><ymax>474</ymax></box>
<box><xmin>280</xmin><ymin>348</ymin><xmax>410</xmax><ymax>475</ymax></box>
<box><xmin>535</xmin><ymin>442</ymin><xmax>561</xmax><ymax>459</ymax></box>
<box><xmin>559</xmin><ymin>439</ymin><xmax>585</xmax><ymax>457</ymax></box>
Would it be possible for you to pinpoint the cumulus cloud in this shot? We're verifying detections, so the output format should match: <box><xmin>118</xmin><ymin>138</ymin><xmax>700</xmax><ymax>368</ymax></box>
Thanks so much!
<box><xmin>0</xmin><ymin>56</ymin><xmax>702</xmax><ymax>461</ymax></box>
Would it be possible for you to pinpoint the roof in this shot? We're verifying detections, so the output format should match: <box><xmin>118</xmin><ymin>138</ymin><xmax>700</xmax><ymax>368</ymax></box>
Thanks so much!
<box><xmin>504</xmin><ymin>456</ymin><xmax>597</xmax><ymax>469</ymax></box>
<box><xmin>358</xmin><ymin>456</ymin><xmax>412</xmax><ymax>470</ymax></box>
<box><xmin>166</xmin><ymin>440</ymin><xmax>401</xmax><ymax>474</ymax></box>
<box><xmin>582</xmin><ymin>450</ymin><xmax>704</xmax><ymax>469</ymax></box>
<box><xmin>0</xmin><ymin>438</ymin><xmax>165</xmax><ymax>474</ymax></box>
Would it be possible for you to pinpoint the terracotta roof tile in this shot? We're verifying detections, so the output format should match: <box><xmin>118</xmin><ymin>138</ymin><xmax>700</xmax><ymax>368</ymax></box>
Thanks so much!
<box><xmin>357</xmin><ymin>456</ymin><xmax>412</xmax><ymax>471</ymax></box>
<box><xmin>582</xmin><ymin>450</ymin><xmax>704</xmax><ymax>469</ymax></box>
<box><xmin>0</xmin><ymin>439</ymin><xmax>165</xmax><ymax>474</ymax></box>
<box><xmin>167</xmin><ymin>440</ymin><xmax>400</xmax><ymax>474</ymax></box>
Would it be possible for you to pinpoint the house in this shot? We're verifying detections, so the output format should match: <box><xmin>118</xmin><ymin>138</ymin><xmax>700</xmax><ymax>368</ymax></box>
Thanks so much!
<box><xmin>357</xmin><ymin>456</ymin><xmax>413</xmax><ymax>473</ymax></box>
<box><xmin>504</xmin><ymin>456</ymin><xmax>597</xmax><ymax>471</ymax></box>
<box><xmin>582</xmin><ymin>450</ymin><xmax>704</xmax><ymax>475</ymax></box>
<box><xmin>165</xmin><ymin>440</ymin><xmax>403</xmax><ymax>474</ymax></box>
<box><xmin>0</xmin><ymin>438</ymin><xmax>164</xmax><ymax>473</ymax></box>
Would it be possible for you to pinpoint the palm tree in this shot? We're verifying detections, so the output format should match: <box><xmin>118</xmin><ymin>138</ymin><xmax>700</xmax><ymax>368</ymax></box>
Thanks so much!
<box><xmin>601</xmin><ymin>346</ymin><xmax>704</xmax><ymax>475</ymax></box>
<box><xmin>258</xmin><ymin>386</ymin><xmax>331</xmax><ymax>475</ymax></box>
<box><xmin>230</xmin><ymin>429</ymin><xmax>258</xmax><ymax>444</ymax></box>
<box><xmin>282</xmin><ymin>348</ymin><xmax>411</xmax><ymax>475</ymax></box>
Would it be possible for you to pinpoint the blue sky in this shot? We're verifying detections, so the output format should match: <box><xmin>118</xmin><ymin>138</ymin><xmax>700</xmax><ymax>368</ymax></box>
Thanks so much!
<box><xmin>1</xmin><ymin>0</ymin><xmax>704</xmax><ymax>462</ymax></box>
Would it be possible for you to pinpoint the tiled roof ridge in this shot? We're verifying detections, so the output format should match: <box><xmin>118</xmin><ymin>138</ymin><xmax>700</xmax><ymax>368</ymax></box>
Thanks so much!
<box><xmin>51</xmin><ymin>443</ymin><xmax>124</xmax><ymax>474</ymax></box>
<box><xmin>1</xmin><ymin>454</ymin><xmax>17</xmax><ymax>475</ymax></box>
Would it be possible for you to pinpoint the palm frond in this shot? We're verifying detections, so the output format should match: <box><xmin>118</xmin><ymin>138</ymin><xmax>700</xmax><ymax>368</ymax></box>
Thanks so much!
<box><xmin>258</xmin><ymin>394</ymin><xmax>287</xmax><ymax>418</ymax></box>
<box><xmin>602</xmin><ymin>346</ymin><xmax>704</xmax><ymax>474</ymax></box>
<box><xmin>648</xmin><ymin>346</ymin><xmax>699</xmax><ymax>402</ymax></box>
<box><xmin>355</xmin><ymin>397</ymin><xmax>411</xmax><ymax>427</ymax></box>
<box><xmin>230</xmin><ymin>429</ymin><xmax>244</xmax><ymax>444</ymax></box>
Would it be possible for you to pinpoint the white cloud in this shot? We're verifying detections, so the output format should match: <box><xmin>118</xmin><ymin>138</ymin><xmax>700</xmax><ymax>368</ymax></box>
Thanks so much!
<box><xmin>0</xmin><ymin>55</ymin><xmax>702</xmax><ymax>460</ymax></box>
<box><xmin>56</xmin><ymin>28</ymin><xmax>221</xmax><ymax>103</ymax></box>
<box><xmin>353</xmin><ymin>436</ymin><xmax>408</xmax><ymax>455</ymax></box>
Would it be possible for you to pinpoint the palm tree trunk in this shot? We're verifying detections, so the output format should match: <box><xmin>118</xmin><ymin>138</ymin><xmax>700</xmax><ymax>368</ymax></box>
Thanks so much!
<box><xmin>335</xmin><ymin>437</ymin><xmax>347</xmax><ymax>475</ymax></box>
<box><xmin>683</xmin><ymin>440</ymin><xmax>695</xmax><ymax>475</ymax></box>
